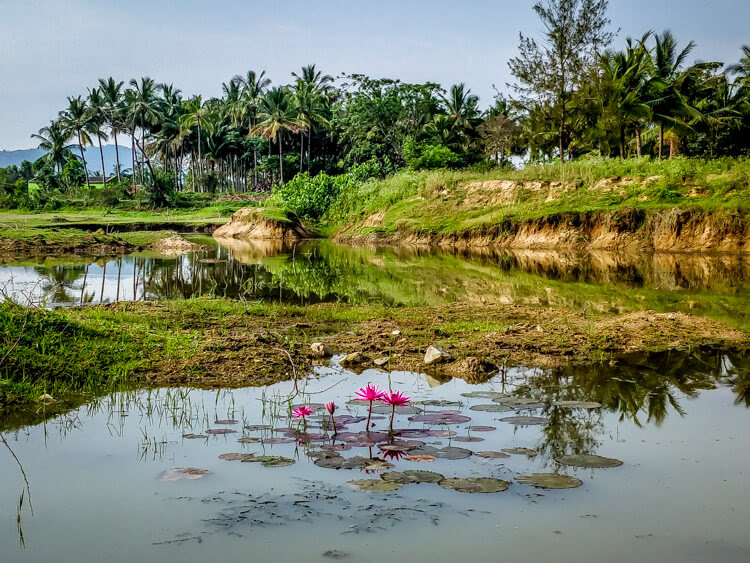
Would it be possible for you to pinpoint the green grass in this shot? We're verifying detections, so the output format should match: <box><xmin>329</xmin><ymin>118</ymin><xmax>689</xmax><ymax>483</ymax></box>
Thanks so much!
<box><xmin>324</xmin><ymin>157</ymin><xmax>750</xmax><ymax>237</ymax></box>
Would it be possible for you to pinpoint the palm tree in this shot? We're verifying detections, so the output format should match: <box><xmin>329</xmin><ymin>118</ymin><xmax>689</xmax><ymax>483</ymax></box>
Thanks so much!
<box><xmin>649</xmin><ymin>31</ymin><xmax>697</xmax><ymax>159</ymax></box>
<box><xmin>98</xmin><ymin>77</ymin><xmax>125</xmax><ymax>181</ymax></box>
<box><xmin>179</xmin><ymin>95</ymin><xmax>214</xmax><ymax>182</ymax></box>
<box><xmin>59</xmin><ymin>96</ymin><xmax>94</xmax><ymax>189</ymax></box>
<box><xmin>293</xmin><ymin>81</ymin><xmax>331</xmax><ymax>171</ymax></box>
<box><xmin>87</xmin><ymin>87</ymin><xmax>110</xmax><ymax>180</ymax></box>
<box><xmin>250</xmin><ymin>87</ymin><xmax>304</xmax><ymax>183</ymax></box>
<box><xmin>235</xmin><ymin>70</ymin><xmax>271</xmax><ymax>187</ymax></box>
<box><xmin>31</xmin><ymin>120</ymin><xmax>72</xmax><ymax>175</ymax></box>
<box><xmin>125</xmin><ymin>77</ymin><xmax>161</xmax><ymax>181</ymax></box>
<box><xmin>441</xmin><ymin>83</ymin><xmax>480</xmax><ymax>130</ymax></box>
<box><xmin>727</xmin><ymin>46</ymin><xmax>750</xmax><ymax>87</ymax></box>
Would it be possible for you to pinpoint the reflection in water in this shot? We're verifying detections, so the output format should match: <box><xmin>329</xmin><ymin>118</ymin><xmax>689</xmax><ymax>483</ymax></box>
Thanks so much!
<box><xmin>0</xmin><ymin>240</ymin><xmax>748</xmax><ymax>327</ymax></box>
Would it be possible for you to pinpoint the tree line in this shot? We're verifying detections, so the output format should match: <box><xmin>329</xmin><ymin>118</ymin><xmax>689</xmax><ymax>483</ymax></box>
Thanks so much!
<box><xmin>17</xmin><ymin>0</ymin><xmax>750</xmax><ymax>204</ymax></box>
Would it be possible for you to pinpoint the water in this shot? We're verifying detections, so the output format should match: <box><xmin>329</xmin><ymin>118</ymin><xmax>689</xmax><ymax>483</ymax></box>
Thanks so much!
<box><xmin>1</xmin><ymin>352</ymin><xmax>749</xmax><ymax>562</ymax></box>
<box><xmin>1</xmin><ymin>239</ymin><xmax>748</xmax><ymax>328</ymax></box>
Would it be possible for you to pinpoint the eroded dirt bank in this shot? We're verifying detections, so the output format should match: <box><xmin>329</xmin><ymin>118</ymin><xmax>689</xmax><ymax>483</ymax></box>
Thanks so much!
<box><xmin>340</xmin><ymin>207</ymin><xmax>750</xmax><ymax>252</ymax></box>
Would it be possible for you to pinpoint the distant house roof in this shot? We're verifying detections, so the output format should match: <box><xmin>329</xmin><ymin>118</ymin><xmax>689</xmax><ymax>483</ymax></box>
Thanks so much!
<box><xmin>87</xmin><ymin>175</ymin><xmax>115</xmax><ymax>184</ymax></box>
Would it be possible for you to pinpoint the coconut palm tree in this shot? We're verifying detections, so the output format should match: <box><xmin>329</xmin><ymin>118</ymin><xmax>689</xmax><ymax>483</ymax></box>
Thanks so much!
<box><xmin>179</xmin><ymin>95</ymin><xmax>214</xmax><ymax>182</ymax></box>
<box><xmin>235</xmin><ymin>70</ymin><xmax>271</xmax><ymax>187</ymax></box>
<box><xmin>59</xmin><ymin>96</ymin><xmax>94</xmax><ymax>189</ymax></box>
<box><xmin>98</xmin><ymin>77</ymin><xmax>125</xmax><ymax>181</ymax></box>
<box><xmin>293</xmin><ymin>81</ymin><xmax>331</xmax><ymax>171</ymax></box>
<box><xmin>441</xmin><ymin>83</ymin><xmax>481</xmax><ymax>130</ymax></box>
<box><xmin>31</xmin><ymin>120</ymin><xmax>73</xmax><ymax>175</ymax></box>
<box><xmin>125</xmin><ymin>77</ymin><xmax>161</xmax><ymax>181</ymax></box>
<box><xmin>727</xmin><ymin>46</ymin><xmax>750</xmax><ymax>87</ymax></box>
<box><xmin>250</xmin><ymin>87</ymin><xmax>305</xmax><ymax>183</ymax></box>
<box><xmin>87</xmin><ymin>87</ymin><xmax>110</xmax><ymax>180</ymax></box>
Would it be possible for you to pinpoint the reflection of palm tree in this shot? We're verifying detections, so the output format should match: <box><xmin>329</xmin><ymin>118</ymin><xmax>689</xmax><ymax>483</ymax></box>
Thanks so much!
<box><xmin>34</xmin><ymin>265</ymin><xmax>89</xmax><ymax>304</ymax></box>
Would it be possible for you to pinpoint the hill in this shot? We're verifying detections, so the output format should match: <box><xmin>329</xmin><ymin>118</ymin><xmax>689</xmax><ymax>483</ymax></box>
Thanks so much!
<box><xmin>0</xmin><ymin>145</ymin><xmax>133</xmax><ymax>175</ymax></box>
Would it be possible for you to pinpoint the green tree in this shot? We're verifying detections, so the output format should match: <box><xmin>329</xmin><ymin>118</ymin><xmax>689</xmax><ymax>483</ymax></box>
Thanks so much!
<box><xmin>31</xmin><ymin>120</ymin><xmax>72</xmax><ymax>176</ymax></box>
<box><xmin>59</xmin><ymin>96</ymin><xmax>94</xmax><ymax>189</ymax></box>
<box><xmin>98</xmin><ymin>77</ymin><xmax>126</xmax><ymax>181</ymax></box>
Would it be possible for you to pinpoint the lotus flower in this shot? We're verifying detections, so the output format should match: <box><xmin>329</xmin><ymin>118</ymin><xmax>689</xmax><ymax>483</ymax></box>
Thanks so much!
<box><xmin>292</xmin><ymin>405</ymin><xmax>314</xmax><ymax>431</ymax></box>
<box><xmin>325</xmin><ymin>401</ymin><xmax>337</xmax><ymax>434</ymax></box>
<box><xmin>355</xmin><ymin>384</ymin><xmax>385</xmax><ymax>431</ymax></box>
<box><xmin>380</xmin><ymin>390</ymin><xmax>411</xmax><ymax>433</ymax></box>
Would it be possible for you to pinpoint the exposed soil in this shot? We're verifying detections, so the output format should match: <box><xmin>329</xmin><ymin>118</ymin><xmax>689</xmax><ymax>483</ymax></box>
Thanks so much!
<box><xmin>0</xmin><ymin>234</ymin><xmax>137</xmax><ymax>261</ymax></box>
<box><xmin>213</xmin><ymin>207</ymin><xmax>315</xmax><ymax>241</ymax></box>
<box><xmin>103</xmin><ymin>301</ymin><xmax>749</xmax><ymax>388</ymax></box>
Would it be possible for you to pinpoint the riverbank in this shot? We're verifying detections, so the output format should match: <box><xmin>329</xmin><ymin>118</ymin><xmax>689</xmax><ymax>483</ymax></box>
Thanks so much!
<box><xmin>2</xmin><ymin>297</ymin><xmax>747</xmax><ymax>414</ymax></box>
<box><xmin>328</xmin><ymin>158</ymin><xmax>750</xmax><ymax>252</ymax></box>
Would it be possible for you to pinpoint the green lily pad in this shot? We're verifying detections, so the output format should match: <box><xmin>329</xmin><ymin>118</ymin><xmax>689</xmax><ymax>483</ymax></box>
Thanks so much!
<box><xmin>381</xmin><ymin>470</ymin><xmax>445</xmax><ymax>484</ymax></box>
<box><xmin>557</xmin><ymin>454</ymin><xmax>623</xmax><ymax>468</ymax></box>
<box><xmin>349</xmin><ymin>479</ymin><xmax>402</xmax><ymax>492</ymax></box>
<box><xmin>552</xmin><ymin>401</ymin><xmax>602</xmax><ymax>409</ymax></box>
<box><xmin>502</xmin><ymin>447</ymin><xmax>537</xmax><ymax>456</ymax></box>
<box><xmin>500</xmin><ymin>416</ymin><xmax>548</xmax><ymax>426</ymax></box>
<box><xmin>438</xmin><ymin>477</ymin><xmax>510</xmax><ymax>493</ymax></box>
<box><xmin>516</xmin><ymin>473</ymin><xmax>583</xmax><ymax>489</ymax></box>
<box><xmin>418</xmin><ymin>400</ymin><xmax>463</xmax><ymax>407</ymax></box>
<box><xmin>461</xmin><ymin>391</ymin><xmax>508</xmax><ymax>399</ymax></box>
<box><xmin>477</xmin><ymin>451</ymin><xmax>511</xmax><ymax>459</ymax></box>
<box><xmin>241</xmin><ymin>455</ymin><xmax>295</xmax><ymax>467</ymax></box>
<box><xmin>469</xmin><ymin>404</ymin><xmax>513</xmax><ymax>412</ymax></box>
<box><xmin>371</xmin><ymin>404</ymin><xmax>421</xmax><ymax>415</ymax></box>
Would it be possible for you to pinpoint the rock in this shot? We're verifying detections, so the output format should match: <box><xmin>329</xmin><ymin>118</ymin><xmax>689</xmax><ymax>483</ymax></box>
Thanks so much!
<box><xmin>39</xmin><ymin>393</ymin><xmax>55</xmax><ymax>404</ymax></box>
<box><xmin>310</xmin><ymin>342</ymin><xmax>332</xmax><ymax>358</ymax></box>
<box><xmin>373</xmin><ymin>357</ymin><xmax>389</xmax><ymax>367</ymax></box>
<box><xmin>391</xmin><ymin>330</ymin><xmax>401</xmax><ymax>336</ymax></box>
<box><xmin>424</xmin><ymin>345</ymin><xmax>451</xmax><ymax>365</ymax></box>
<box><xmin>340</xmin><ymin>352</ymin><xmax>367</xmax><ymax>366</ymax></box>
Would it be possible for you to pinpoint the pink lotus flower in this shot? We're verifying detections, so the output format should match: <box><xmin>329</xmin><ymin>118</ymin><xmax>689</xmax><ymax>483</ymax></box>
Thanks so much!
<box><xmin>325</xmin><ymin>401</ymin><xmax>338</xmax><ymax>434</ymax></box>
<box><xmin>355</xmin><ymin>384</ymin><xmax>385</xmax><ymax>402</ymax></box>
<box><xmin>380</xmin><ymin>390</ymin><xmax>411</xmax><ymax>433</ymax></box>
<box><xmin>292</xmin><ymin>406</ymin><xmax>314</xmax><ymax>418</ymax></box>
<box><xmin>355</xmin><ymin>384</ymin><xmax>385</xmax><ymax>431</ymax></box>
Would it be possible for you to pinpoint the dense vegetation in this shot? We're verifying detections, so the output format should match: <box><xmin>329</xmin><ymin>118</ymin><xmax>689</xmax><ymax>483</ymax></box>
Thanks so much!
<box><xmin>1</xmin><ymin>0</ymin><xmax>749</xmax><ymax>216</ymax></box>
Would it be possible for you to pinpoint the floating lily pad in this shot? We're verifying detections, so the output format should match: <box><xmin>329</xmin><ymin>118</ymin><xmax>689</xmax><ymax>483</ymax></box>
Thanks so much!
<box><xmin>468</xmin><ymin>426</ymin><xmax>497</xmax><ymax>432</ymax></box>
<box><xmin>418</xmin><ymin>400</ymin><xmax>462</xmax><ymax>407</ymax></box>
<box><xmin>452</xmin><ymin>436</ymin><xmax>485</xmax><ymax>443</ymax></box>
<box><xmin>502</xmin><ymin>447</ymin><xmax>537</xmax><ymax>456</ymax></box>
<box><xmin>552</xmin><ymin>401</ymin><xmax>602</xmax><ymax>409</ymax></box>
<box><xmin>307</xmin><ymin>450</ymin><xmax>342</xmax><ymax>459</ymax></box>
<box><xmin>237</xmin><ymin>437</ymin><xmax>261</xmax><ymax>444</ymax></box>
<box><xmin>409</xmin><ymin>413</ymin><xmax>471</xmax><ymax>425</ymax></box>
<box><xmin>499</xmin><ymin>416</ymin><xmax>548</xmax><ymax>426</ymax></box>
<box><xmin>159</xmin><ymin>468</ymin><xmax>210</xmax><ymax>481</ymax></box>
<box><xmin>435</xmin><ymin>446</ymin><xmax>473</xmax><ymax>460</ymax></box>
<box><xmin>313</xmin><ymin>455</ymin><xmax>345</xmax><ymax>469</ymax></box>
<box><xmin>438</xmin><ymin>477</ymin><xmax>509</xmax><ymax>493</ymax></box>
<box><xmin>219</xmin><ymin>453</ymin><xmax>254</xmax><ymax>461</ymax></box>
<box><xmin>556</xmin><ymin>454</ymin><xmax>623</xmax><ymax>468</ymax></box>
<box><xmin>371</xmin><ymin>405</ymin><xmax>421</xmax><ymax>415</ymax></box>
<box><xmin>320</xmin><ymin>443</ymin><xmax>352</xmax><ymax>451</ymax></box>
<box><xmin>406</xmin><ymin>454</ymin><xmax>437</xmax><ymax>462</ymax></box>
<box><xmin>427</xmin><ymin>429</ymin><xmax>457</xmax><ymax>437</ymax></box>
<box><xmin>349</xmin><ymin>479</ymin><xmax>402</xmax><ymax>492</ymax></box>
<box><xmin>379</xmin><ymin>440</ymin><xmax>424</xmax><ymax>452</ymax></box>
<box><xmin>242</xmin><ymin>455</ymin><xmax>295</xmax><ymax>467</ymax></box>
<box><xmin>362</xmin><ymin>459</ymin><xmax>394</xmax><ymax>471</ymax></box>
<box><xmin>262</xmin><ymin>437</ymin><xmax>296</xmax><ymax>444</ymax></box>
<box><xmin>513</xmin><ymin>403</ymin><xmax>545</xmax><ymax>410</ymax></box>
<box><xmin>244</xmin><ymin>424</ymin><xmax>271</xmax><ymax>431</ymax></box>
<box><xmin>182</xmin><ymin>433</ymin><xmax>207</xmax><ymax>439</ymax></box>
<box><xmin>214</xmin><ymin>419</ymin><xmax>238</xmax><ymax>425</ymax></box>
<box><xmin>291</xmin><ymin>403</ymin><xmax>325</xmax><ymax>412</ymax></box>
<box><xmin>381</xmin><ymin>470</ymin><xmax>445</xmax><ymax>484</ymax></box>
<box><xmin>516</xmin><ymin>473</ymin><xmax>582</xmax><ymax>489</ymax></box>
<box><xmin>469</xmin><ymin>404</ymin><xmax>513</xmax><ymax>413</ymax></box>
<box><xmin>205</xmin><ymin>428</ymin><xmax>237</xmax><ymax>435</ymax></box>
<box><xmin>477</xmin><ymin>451</ymin><xmax>511</xmax><ymax>459</ymax></box>
<box><xmin>461</xmin><ymin>391</ymin><xmax>507</xmax><ymax>399</ymax></box>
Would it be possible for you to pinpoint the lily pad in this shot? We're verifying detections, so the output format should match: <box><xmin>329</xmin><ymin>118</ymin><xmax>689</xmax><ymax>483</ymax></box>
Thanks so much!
<box><xmin>468</xmin><ymin>425</ymin><xmax>497</xmax><ymax>432</ymax></box>
<box><xmin>349</xmin><ymin>479</ymin><xmax>402</xmax><ymax>492</ymax></box>
<box><xmin>244</xmin><ymin>424</ymin><xmax>271</xmax><ymax>431</ymax></box>
<box><xmin>262</xmin><ymin>437</ymin><xmax>296</xmax><ymax>445</ymax></box>
<box><xmin>556</xmin><ymin>454</ymin><xmax>623</xmax><ymax>468</ymax></box>
<box><xmin>205</xmin><ymin>428</ymin><xmax>237</xmax><ymax>435</ymax></box>
<box><xmin>362</xmin><ymin>459</ymin><xmax>394</xmax><ymax>471</ymax></box>
<box><xmin>499</xmin><ymin>416</ymin><xmax>548</xmax><ymax>426</ymax></box>
<box><xmin>242</xmin><ymin>455</ymin><xmax>295</xmax><ymax>467</ymax></box>
<box><xmin>552</xmin><ymin>401</ymin><xmax>602</xmax><ymax>409</ymax></box>
<box><xmin>381</xmin><ymin>470</ymin><xmax>445</xmax><ymax>484</ymax></box>
<box><xmin>237</xmin><ymin>437</ymin><xmax>261</xmax><ymax>444</ymax></box>
<box><xmin>502</xmin><ymin>447</ymin><xmax>537</xmax><ymax>456</ymax></box>
<box><xmin>379</xmin><ymin>440</ymin><xmax>424</xmax><ymax>452</ymax></box>
<box><xmin>182</xmin><ymin>433</ymin><xmax>207</xmax><ymax>439</ymax></box>
<box><xmin>477</xmin><ymin>451</ymin><xmax>511</xmax><ymax>459</ymax></box>
<box><xmin>406</xmin><ymin>454</ymin><xmax>437</xmax><ymax>462</ymax></box>
<box><xmin>452</xmin><ymin>436</ymin><xmax>485</xmax><ymax>443</ymax></box>
<box><xmin>159</xmin><ymin>468</ymin><xmax>210</xmax><ymax>481</ymax></box>
<box><xmin>371</xmin><ymin>405</ymin><xmax>421</xmax><ymax>415</ymax></box>
<box><xmin>418</xmin><ymin>400</ymin><xmax>462</xmax><ymax>407</ymax></box>
<box><xmin>219</xmin><ymin>453</ymin><xmax>254</xmax><ymax>461</ymax></box>
<box><xmin>435</xmin><ymin>446</ymin><xmax>473</xmax><ymax>460</ymax></box>
<box><xmin>516</xmin><ymin>473</ymin><xmax>582</xmax><ymax>489</ymax></box>
<box><xmin>461</xmin><ymin>391</ymin><xmax>508</xmax><ymax>399</ymax></box>
<box><xmin>438</xmin><ymin>477</ymin><xmax>509</xmax><ymax>493</ymax></box>
<box><xmin>214</xmin><ymin>419</ymin><xmax>238</xmax><ymax>425</ymax></box>
<box><xmin>469</xmin><ymin>404</ymin><xmax>513</xmax><ymax>413</ymax></box>
<box><xmin>320</xmin><ymin>443</ymin><xmax>352</xmax><ymax>452</ymax></box>
<box><xmin>409</xmin><ymin>413</ymin><xmax>471</xmax><ymax>425</ymax></box>
<box><xmin>314</xmin><ymin>455</ymin><xmax>345</xmax><ymax>469</ymax></box>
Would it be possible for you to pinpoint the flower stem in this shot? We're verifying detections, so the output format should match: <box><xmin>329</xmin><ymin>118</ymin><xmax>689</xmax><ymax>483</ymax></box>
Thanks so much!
<box><xmin>389</xmin><ymin>405</ymin><xmax>395</xmax><ymax>434</ymax></box>
<box><xmin>366</xmin><ymin>400</ymin><xmax>373</xmax><ymax>431</ymax></box>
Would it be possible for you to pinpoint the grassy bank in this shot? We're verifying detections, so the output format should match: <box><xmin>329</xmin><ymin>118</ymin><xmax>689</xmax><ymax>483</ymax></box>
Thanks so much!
<box><xmin>323</xmin><ymin>157</ymin><xmax>750</xmax><ymax>240</ymax></box>
<box><xmin>2</xmin><ymin>297</ymin><xmax>747</xmax><ymax>414</ymax></box>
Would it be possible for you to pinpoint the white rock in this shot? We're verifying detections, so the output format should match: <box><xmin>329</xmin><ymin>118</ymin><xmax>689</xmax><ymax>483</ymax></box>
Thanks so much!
<box><xmin>310</xmin><ymin>342</ymin><xmax>332</xmax><ymax>358</ymax></box>
<box><xmin>424</xmin><ymin>345</ymin><xmax>451</xmax><ymax>365</ymax></box>
<box><xmin>373</xmin><ymin>357</ymin><xmax>389</xmax><ymax>367</ymax></box>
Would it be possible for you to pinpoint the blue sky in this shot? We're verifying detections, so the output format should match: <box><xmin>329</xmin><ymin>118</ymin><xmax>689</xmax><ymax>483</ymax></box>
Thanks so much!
<box><xmin>1</xmin><ymin>0</ymin><xmax>749</xmax><ymax>149</ymax></box>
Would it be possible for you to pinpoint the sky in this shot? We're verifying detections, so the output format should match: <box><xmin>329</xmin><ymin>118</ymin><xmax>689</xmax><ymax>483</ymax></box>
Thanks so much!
<box><xmin>1</xmin><ymin>0</ymin><xmax>749</xmax><ymax>149</ymax></box>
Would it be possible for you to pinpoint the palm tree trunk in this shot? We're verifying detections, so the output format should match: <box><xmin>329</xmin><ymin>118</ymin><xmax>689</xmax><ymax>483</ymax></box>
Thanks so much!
<box><xmin>97</xmin><ymin>135</ymin><xmax>106</xmax><ymax>183</ymax></box>
<box><xmin>669</xmin><ymin>136</ymin><xmax>678</xmax><ymax>158</ymax></box>
<box><xmin>658</xmin><ymin>123</ymin><xmax>664</xmax><ymax>160</ymax></box>
<box><xmin>300</xmin><ymin>131</ymin><xmax>304</xmax><ymax>173</ymax></box>
<box><xmin>131</xmin><ymin>129</ymin><xmax>137</xmax><ymax>188</ymax></box>
<box><xmin>635</xmin><ymin>122</ymin><xmax>642</xmax><ymax>158</ymax></box>
<box><xmin>197</xmin><ymin>124</ymin><xmax>202</xmax><ymax>177</ymax></box>
<box><xmin>278</xmin><ymin>132</ymin><xmax>284</xmax><ymax>183</ymax></box>
<box><xmin>78</xmin><ymin>131</ymin><xmax>91</xmax><ymax>190</ymax></box>
<box><xmin>113</xmin><ymin>129</ymin><xmax>121</xmax><ymax>182</ymax></box>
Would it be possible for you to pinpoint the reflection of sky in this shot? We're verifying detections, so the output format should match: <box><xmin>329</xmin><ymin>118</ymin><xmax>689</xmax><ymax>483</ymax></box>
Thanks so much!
<box><xmin>1</xmin><ymin>365</ymin><xmax>749</xmax><ymax>562</ymax></box>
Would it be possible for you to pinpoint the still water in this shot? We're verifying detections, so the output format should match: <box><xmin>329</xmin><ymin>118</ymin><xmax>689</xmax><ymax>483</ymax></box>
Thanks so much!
<box><xmin>0</xmin><ymin>238</ymin><xmax>748</xmax><ymax>328</ymax></box>
<box><xmin>1</xmin><ymin>352</ymin><xmax>749</xmax><ymax>562</ymax></box>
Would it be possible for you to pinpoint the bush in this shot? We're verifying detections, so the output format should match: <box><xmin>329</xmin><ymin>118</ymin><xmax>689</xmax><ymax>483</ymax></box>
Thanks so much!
<box><xmin>403</xmin><ymin>138</ymin><xmax>462</xmax><ymax>170</ymax></box>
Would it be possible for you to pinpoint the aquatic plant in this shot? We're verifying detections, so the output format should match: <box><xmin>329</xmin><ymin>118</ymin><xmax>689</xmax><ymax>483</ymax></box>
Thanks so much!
<box><xmin>379</xmin><ymin>390</ymin><xmax>411</xmax><ymax>433</ymax></box>
<box><xmin>292</xmin><ymin>405</ymin><xmax>314</xmax><ymax>431</ymax></box>
<box><xmin>354</xmin><ymin>384</ymin><xmax>386</xmax><ymax>431</ymax></box>
<box><xmin>325</xmin><ymin>401</ymin><xmax>337</xmax><ymax>434</ymax></box>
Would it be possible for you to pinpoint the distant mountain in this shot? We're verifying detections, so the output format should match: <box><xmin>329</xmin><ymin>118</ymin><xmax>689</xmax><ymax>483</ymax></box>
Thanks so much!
<box><xmin>0</xmin><ymin>145</ymin><xmax>134</xmax><ymax>175</ymax></box>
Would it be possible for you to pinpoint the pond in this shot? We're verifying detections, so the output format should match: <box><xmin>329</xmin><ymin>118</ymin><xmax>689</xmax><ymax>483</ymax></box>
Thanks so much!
<box><xmin>1</xmin><ymin>238</ymin><xmax>749</xmax><ymax>329</ymax></box>
<box><xmin>2</xmin><ymin>351</ymin><xmax>749</xmax><ymax>562</ymax></box>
